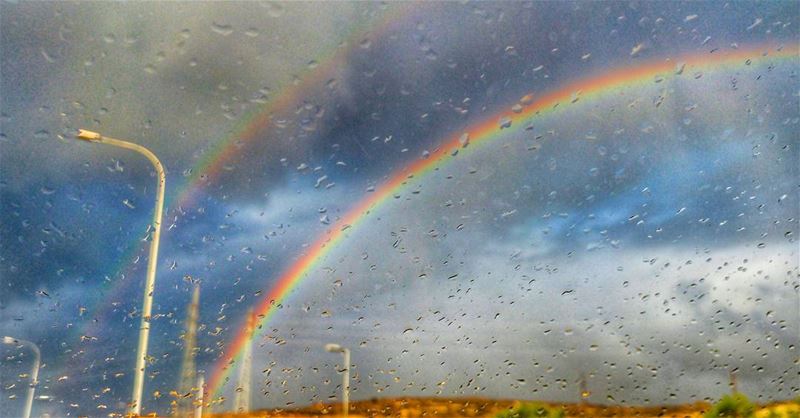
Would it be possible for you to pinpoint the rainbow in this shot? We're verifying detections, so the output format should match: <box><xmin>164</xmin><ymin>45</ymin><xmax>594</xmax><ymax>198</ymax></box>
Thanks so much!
<box><xmin>205</xmin><ymin>43</ymin><xmax>798</xmax><ymax>399</ymax></box>
<box><xmin>70</xmin><ymin>2</ymin><xmax>422</xmax><ymax>373</ymax></box>
<box><xmin>174</xmin><ymin>2</ymin><xmax>420</xmax><ymax>209</ymax></box>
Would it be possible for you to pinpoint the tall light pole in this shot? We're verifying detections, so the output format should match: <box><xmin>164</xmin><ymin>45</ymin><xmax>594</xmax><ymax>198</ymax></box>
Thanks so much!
<box><xmin>2</xmin><ymin>336</ymin><xmax>40</xmax><ymax>418</ymax></box>
<box><xmin>75</xmin><ymin>129</ymin><xmax>166</xmax><ymax>415</ymax></box>
<box><xmin>324</xmin><ymin>343</ymin><xmax>350</xmax><ymax>418</ymax></box>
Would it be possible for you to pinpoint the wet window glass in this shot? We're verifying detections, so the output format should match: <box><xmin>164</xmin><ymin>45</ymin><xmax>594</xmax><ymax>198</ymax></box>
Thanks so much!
<box><xmin>1</xmin><ymin>2</ymin><xmax>797</xmax><ymax>417</ymax></box>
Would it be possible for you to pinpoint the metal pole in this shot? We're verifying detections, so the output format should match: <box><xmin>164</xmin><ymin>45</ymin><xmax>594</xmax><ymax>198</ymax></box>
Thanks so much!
<box><xmin>194</xmin><ymin>373</ymin><xmax>205</xmax><ymax>418</ymax></box>
<box><xmin>76</xmin><ymin>130</ymin><xmax>166</xmax><ymax>415</ymax></box>
<box><xmin>24</xmin><ymin>342</ymin><xmax>40</xmax><ymax>418</ymax></box>
<box><xmin>324</xmin><ymin>344</ymin><xmax>351</xmax><ymax>417</ymax></box>
<box><xmin>2</xmin><ymin>337</ymin><xmax>40</xmax><ymax>418</ymax></box>
<box><xmin>342</xmin><ymin>348</ymin><xmax>350</xmax><ymax>418</ymax></box>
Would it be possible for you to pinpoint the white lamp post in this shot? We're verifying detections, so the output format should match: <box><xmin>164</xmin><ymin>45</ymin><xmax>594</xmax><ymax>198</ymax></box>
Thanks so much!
<box><xmin>325</xmin><ymin>343</ymin><xmax>350</xmax><ymax>417</ymax></box>
<box><xmin>75</xmin><ymin>129</ymin><xmax>166</xmax><ymax>415</ymax></box>
<box><xmin>2</xmin><ymin>336</ymin><xmax>40</xmax><ymax>418</ymax></box>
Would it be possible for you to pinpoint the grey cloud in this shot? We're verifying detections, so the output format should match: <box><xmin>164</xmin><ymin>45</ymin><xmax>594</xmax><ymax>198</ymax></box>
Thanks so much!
<box><xmin>2</xmin><ymin>2</ymin><xmax>798</xmax><ymax>416</ymax></box>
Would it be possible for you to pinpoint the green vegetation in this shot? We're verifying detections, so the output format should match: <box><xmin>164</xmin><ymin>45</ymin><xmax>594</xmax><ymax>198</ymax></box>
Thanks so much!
<box><xmin>704</xmin><ymin>393</ymin><xmax>756</xmax><ymax>418</ymax></box>
<box><xmin>495</xmin><ymin>402</ymin><xmax>565</xmax><ymax>418</ymax></box>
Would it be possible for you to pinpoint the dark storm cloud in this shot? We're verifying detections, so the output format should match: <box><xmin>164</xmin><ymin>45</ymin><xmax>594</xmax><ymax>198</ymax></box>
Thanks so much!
<box><xmin>2</xmin><ymin>1</ymin><xmax>799</xmax><ymax>417</ymax></box>
<box><xmin>244</xmin><ymin>0</ymin><xmax>797</xmax><ymax>197</ymax></box>
<box><xmin>195</xmin><ymin>59</ymin><xmax>800</xmax><ymax>408</ymax></box>
<box><xmin>236</xmin><ymin>59</ymin><xmax>796</xmax><ymax>406</ymax></box>
<box><xmin>0</xmin><ymin>1</ymin><xmax>381</xmax><ymax>199</ymax></box>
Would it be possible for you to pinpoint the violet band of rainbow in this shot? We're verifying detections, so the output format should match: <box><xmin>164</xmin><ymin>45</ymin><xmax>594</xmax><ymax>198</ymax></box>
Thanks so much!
<box><xmin>206</xmin><ymin>42</ymin><xmax>798</xmax><ymax>399</ymax></box>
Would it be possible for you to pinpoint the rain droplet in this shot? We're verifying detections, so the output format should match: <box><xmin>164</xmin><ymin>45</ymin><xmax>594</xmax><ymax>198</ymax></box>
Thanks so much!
<box><xmin>40</xmin><ymin>48</ymin><xmax>56</xmax><ymax>63</ymax></box>
<box><xmin>211</xmin><ymin>22</ymin><xmax>233</xmax><ymax>36</ymax></box>
<box><xmin>459</xmin><ymin>133</ymin><xmax>469</xmax><ymax>148</ymax></box>
<box><xmin>630</xmin><ymin>43</ymin><xmax>645</xmax><ymax>57</ymax></box>
<box><xmin>519</xmin><ymin>94</ymin><xmax>534</xmax><ymax>105</ymax></box>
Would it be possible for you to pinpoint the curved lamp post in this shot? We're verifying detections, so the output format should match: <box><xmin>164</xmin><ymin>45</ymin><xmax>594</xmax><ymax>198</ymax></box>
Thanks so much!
<box><xmin>325</xmin><ymin>343</ymin><xmax>350</xmax><ymax>417</ymax></box>
<box><xmin>2</xmin><ymin>336</ymin><xmax>40</xmax><ymax>418</ymax></box>
<box><xmin>75</xmin><ymin>129</ymin><xmax>165</xmax><ymax>415</ymax></box>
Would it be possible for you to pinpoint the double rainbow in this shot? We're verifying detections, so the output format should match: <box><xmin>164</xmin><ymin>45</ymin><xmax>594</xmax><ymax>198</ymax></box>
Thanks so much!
<box><xmin>205</xmin><ymin>43</ymin><xmax>798</xmax><ymax>400</ymax></box>
<box><xmin>73</xmin><ymin>2</ymin><xmax>420</xmax><ymax>354</ymax></box>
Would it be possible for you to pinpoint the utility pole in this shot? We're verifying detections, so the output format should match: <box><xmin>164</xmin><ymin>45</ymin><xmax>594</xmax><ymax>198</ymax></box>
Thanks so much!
<box><xmin>194</xmin><ymin>372</ymin><xmax>205</xmax><ymax>418</ymax></box>
<box><xmin>175</xmin><ymin>284</ymin><xmax>200</xmax><ymax>417</ymax></box>
<box><xmin>578</xmin><ymin>373</ymin><xmax>590</xmax><ymax>404</ymax></box>
<box><xmin>325</xmin><ymin>343</ymin><xmax>351</xmax><ymax>418</ymax></box>
<box><xmin>233</xmin><ymin>309</ymin><xmax>255</xmax><ymax>413</ymax></box>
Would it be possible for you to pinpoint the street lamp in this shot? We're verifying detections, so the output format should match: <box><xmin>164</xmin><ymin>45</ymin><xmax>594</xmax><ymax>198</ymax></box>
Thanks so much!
<box><xmin>324</xmin><ymin>343</ymin><xmax>350</xmax><ymax>417</ymax></box>
<box><xmin>75</xmin><ymin>129</ymin><xmax>166</xmax><ymax>415</ymax></box>
<box><xmin>2</xmin><ymin>336</ymin><xmax>41</xmax><ymax>418</ymax></box>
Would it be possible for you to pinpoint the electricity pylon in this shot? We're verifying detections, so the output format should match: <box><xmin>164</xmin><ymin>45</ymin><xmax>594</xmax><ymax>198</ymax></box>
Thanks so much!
<box><xmin>729</xmin><ymin>370</ymin><xmax>738</xmax><ymax>393</ymax></box>
<box><xmin>579</xmin><ymin>373</ymin><xmax>590</xmax><ymax>403</ymax></box>
<box><xmin>233</xmin><ymin>309</ymin><xmax>255</xmax><ymax>413</ymax></box>
<box><xmin>175</xmin><ymin>284</ymin><xmax>200</xmax><ymax>417</ymax></box>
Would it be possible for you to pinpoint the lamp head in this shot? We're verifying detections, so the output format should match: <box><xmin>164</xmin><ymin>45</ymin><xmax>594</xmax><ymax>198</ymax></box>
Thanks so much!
<box><xmin>325</xmin><ymin>343</ymin><xmax>343</xmax><ymax>353</ymax></box>
<box><xmin>76</xmin><ymin>129</ymin><xmax>101</xmax><ymax>142</ymax></box>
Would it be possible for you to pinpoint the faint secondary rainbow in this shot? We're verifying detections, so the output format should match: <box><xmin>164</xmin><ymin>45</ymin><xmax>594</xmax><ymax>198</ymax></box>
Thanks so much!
<box><xmin>72</xmin><ymin>2</ymin><xmax>421</xmax><ymax>362</ymax></box>
<box><xmin>172</xmin><ymin>2</ymin><xmax>420</xmax><ymax>210</ymax></box>
<box><xmin>206</xmin><ymin>43</ymin><xmax>798</xmax><ymax>398</ymax></box>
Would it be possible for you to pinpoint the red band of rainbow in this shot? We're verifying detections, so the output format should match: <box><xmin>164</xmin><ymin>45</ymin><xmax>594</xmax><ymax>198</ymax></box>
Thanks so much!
<box><xmin>205</xmin><ymin>43</ymin><xmax>798</xmax><ymax>401</ymax></box>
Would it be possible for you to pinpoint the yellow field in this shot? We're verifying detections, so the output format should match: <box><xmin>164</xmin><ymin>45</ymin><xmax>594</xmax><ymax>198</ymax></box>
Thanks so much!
<box><xmin>204</xmin><ymin>397</ymin><xmax>800</xmax><ymax>418</ymax></box>
<box><xmin>756</xmin><ymin>402</ymin><xmax>800</xmax><ymax>418</ymax></box>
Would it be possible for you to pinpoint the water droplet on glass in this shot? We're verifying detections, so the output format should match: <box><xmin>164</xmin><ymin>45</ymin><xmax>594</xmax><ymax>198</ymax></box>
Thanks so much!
<box><xmin>211</xmin><ymin>22</ymin><xmax>234</xmax><ymax>36</ymax></box>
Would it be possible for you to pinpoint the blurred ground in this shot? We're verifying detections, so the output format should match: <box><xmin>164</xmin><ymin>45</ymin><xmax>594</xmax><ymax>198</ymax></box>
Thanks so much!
<box><xmin>205</xmin><ymin>397</ymin><xmax>800</xmax><ymax>418</ymax></box>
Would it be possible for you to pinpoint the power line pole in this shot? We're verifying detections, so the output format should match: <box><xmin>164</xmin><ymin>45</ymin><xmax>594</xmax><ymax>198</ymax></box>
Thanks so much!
<box><xmin>579</xmin><ymin>373</ymin><xmax>590</xmax><ymax>404</ymax></box>
<box><xmin>194</xmin><ymin>372</ymin><xmax>205</xmax><ymax>418</ymax></box>
<box><xmin>175</xmin><ymin>284</ymin><xmax>200</xmax><ymax>417</ymax></box>
<box><xmin>234</xmin><ymin>309</ymin><xmax>255</xmax><ymax>413</ymax></box>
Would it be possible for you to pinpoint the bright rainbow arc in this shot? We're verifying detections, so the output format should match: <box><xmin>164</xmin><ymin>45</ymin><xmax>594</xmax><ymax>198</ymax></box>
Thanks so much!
<box><xmin>206</xmin><ymin>43</ymin><xmax>798</xmax><ymax>399</ymax></box>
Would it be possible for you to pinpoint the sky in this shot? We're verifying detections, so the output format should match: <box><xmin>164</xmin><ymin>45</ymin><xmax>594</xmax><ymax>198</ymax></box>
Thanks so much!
<box><xmin>1</xmin><ymin>1</ymin><xmax>798</xmax><ymax>417</ymax></box>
